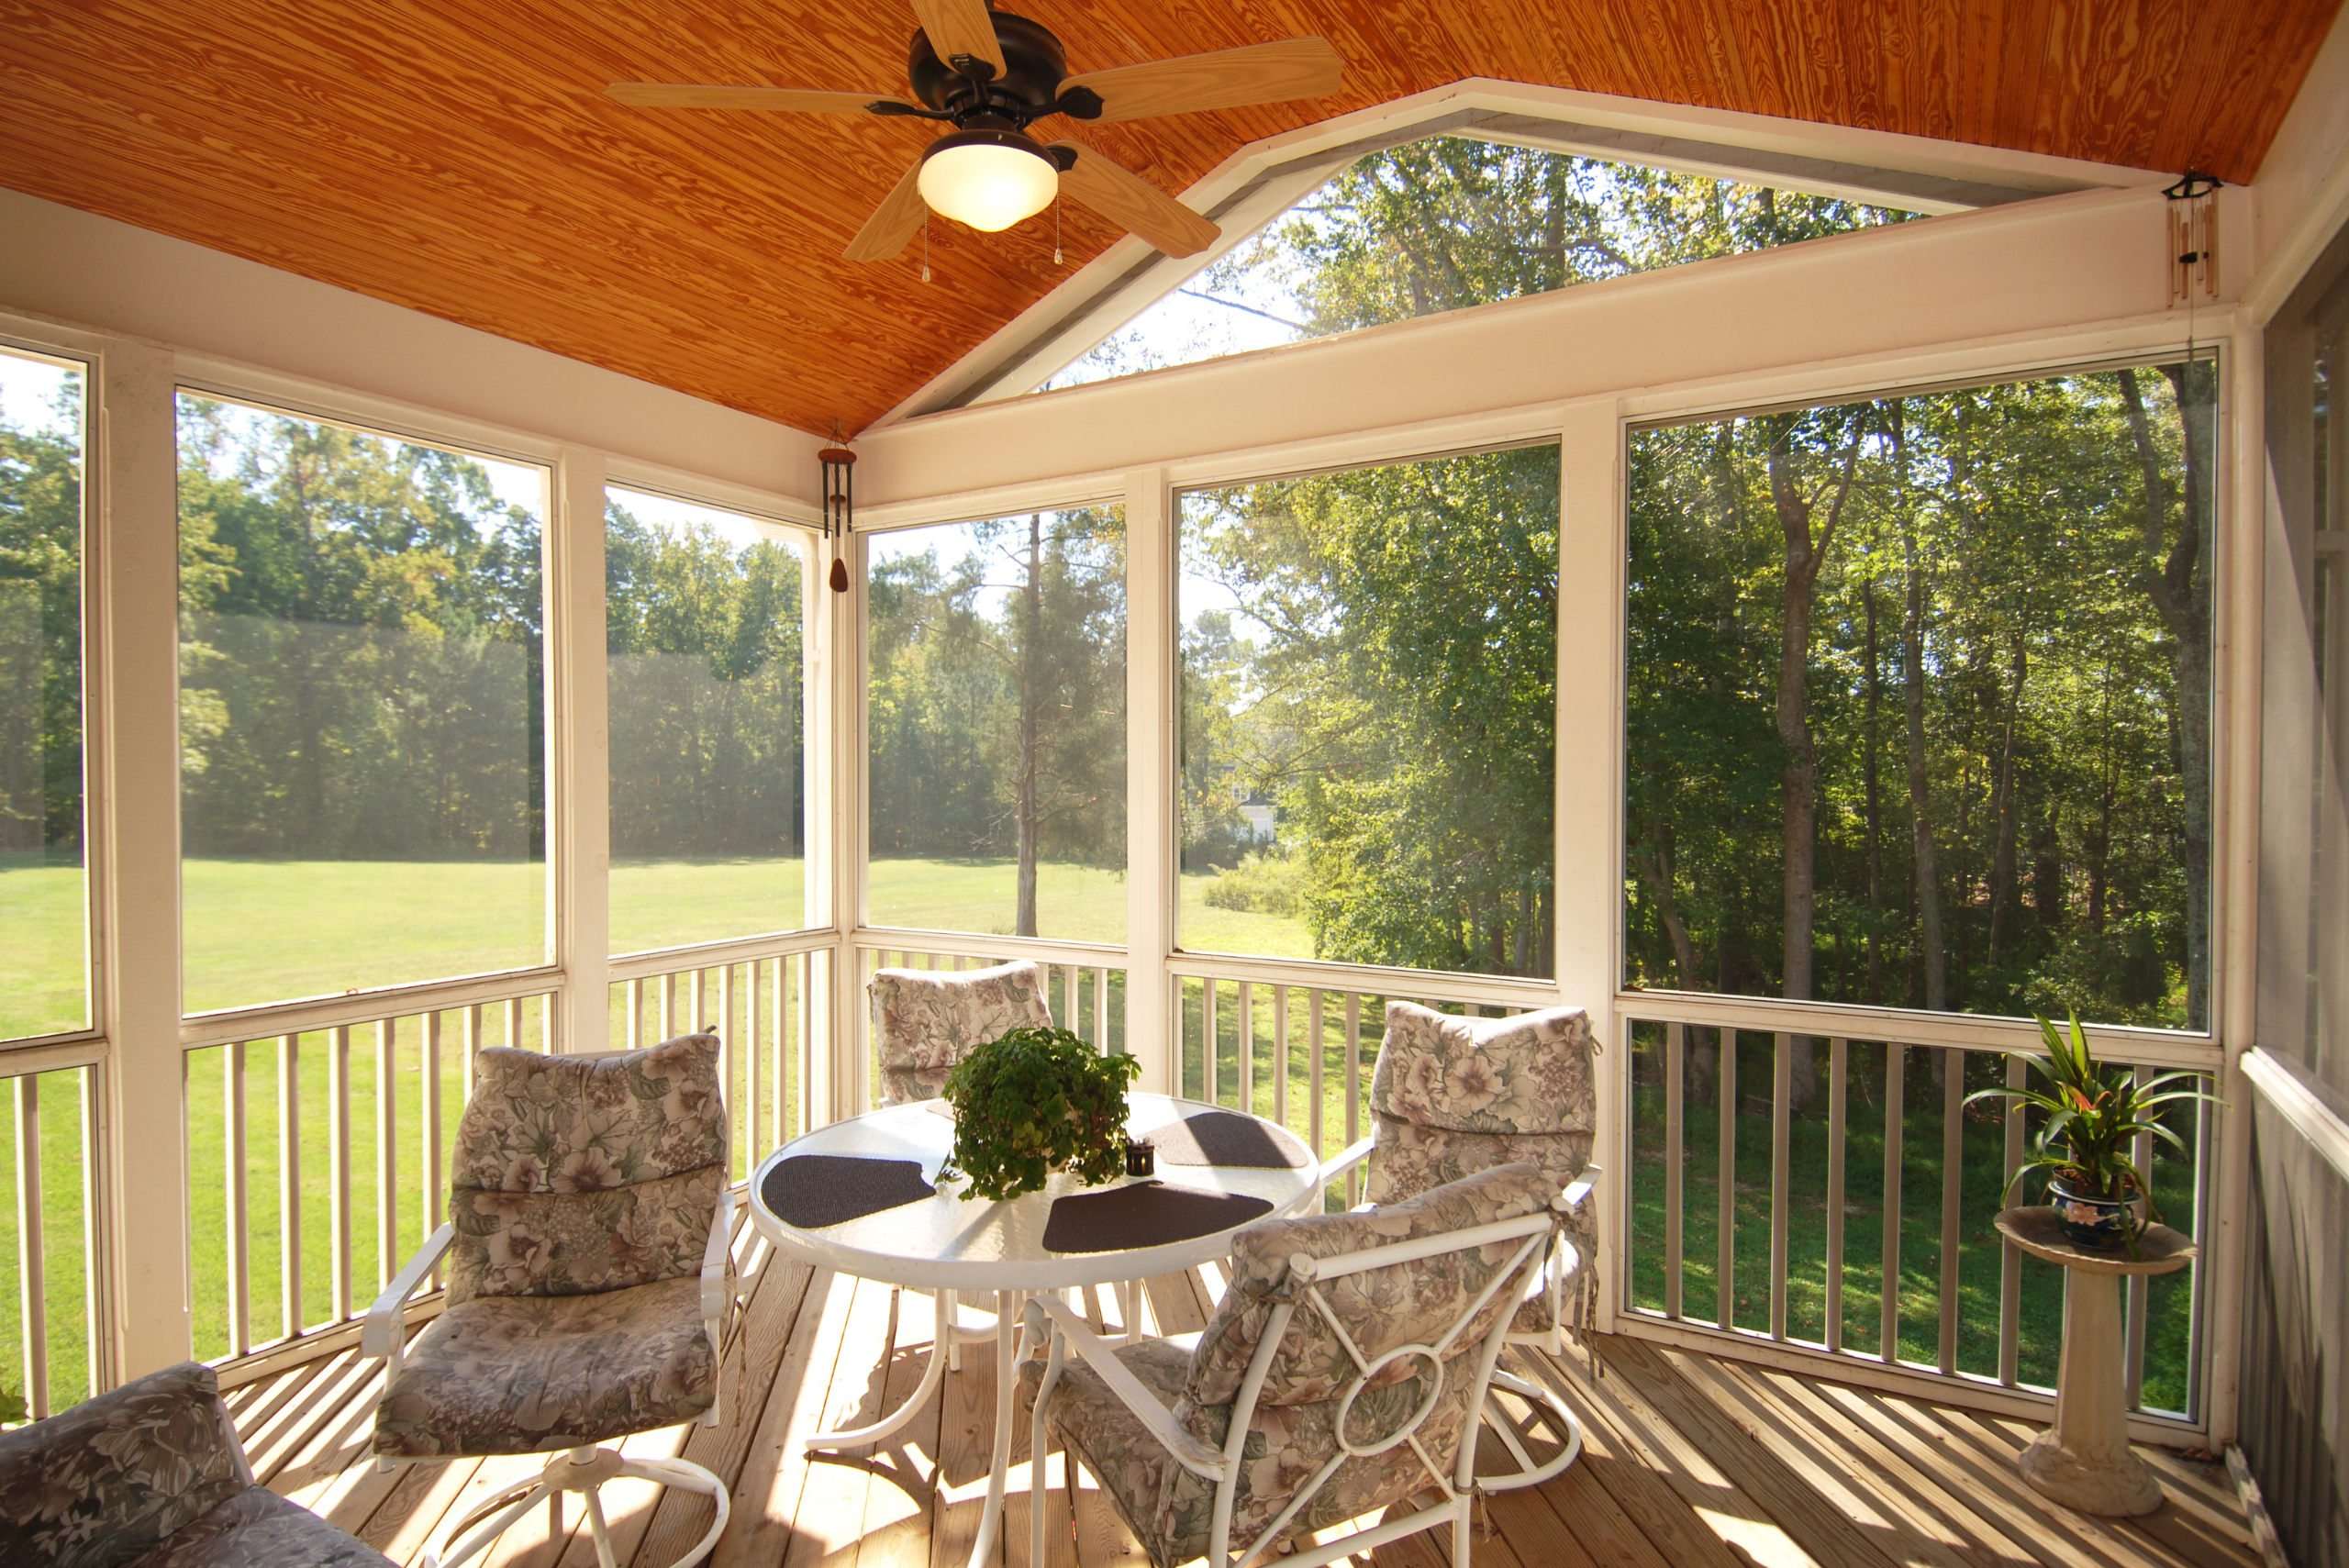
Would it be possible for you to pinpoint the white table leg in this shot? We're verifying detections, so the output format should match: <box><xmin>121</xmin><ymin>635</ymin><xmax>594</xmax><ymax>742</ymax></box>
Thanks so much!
<box><xmin>2019</xmin><ymin>1269</ymin><xmax>2165</xmax><ymax>1516</ymax></box>
<box><xmin>802</xmin><ymin>1289</ymin><xmax>952</xmax><ymax>1451</ymax></box>
<box><xmin>967</xmin><ymin>1291</ymin><xmax>1023</xmax><ymax>1568</ymax></box>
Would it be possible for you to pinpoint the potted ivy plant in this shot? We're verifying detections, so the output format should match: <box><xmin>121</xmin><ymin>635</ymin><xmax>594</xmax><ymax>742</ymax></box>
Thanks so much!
<box><xmin>939</xmin><ymin>1025</ymin><xmax>1142</xmax><ymax>1202</ymax></box>
<box><xmin>1966</xmin><ymin>1012</ymin><xmax>2221</xmax><ymax>1252</ymax></box>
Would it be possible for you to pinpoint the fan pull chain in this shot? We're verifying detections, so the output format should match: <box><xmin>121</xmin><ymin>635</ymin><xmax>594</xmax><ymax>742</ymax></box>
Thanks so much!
<box><xmin>1054</xmin><ymin>194</ymin><xmax>1063</xmax><ymax>266</ymax></box>
<box><xmin>922</xmin><ymin>214</ymin><xmax>931</xmax><ymax>284</ymax></box>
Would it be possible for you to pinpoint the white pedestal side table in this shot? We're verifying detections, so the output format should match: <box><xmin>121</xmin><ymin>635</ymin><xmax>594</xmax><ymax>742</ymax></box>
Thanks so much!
<box><xmin>1993</xmin><ymin>1206</ymin><xmax>2196</xmax><ymax>1517</ymax></box>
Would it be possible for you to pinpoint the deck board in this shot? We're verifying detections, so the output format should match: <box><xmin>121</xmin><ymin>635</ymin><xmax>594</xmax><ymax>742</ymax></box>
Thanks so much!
<box><xmin>225</xmin><ymin>1262</ymin><xmax>2257</xmax><ymax>1568</ymax></box>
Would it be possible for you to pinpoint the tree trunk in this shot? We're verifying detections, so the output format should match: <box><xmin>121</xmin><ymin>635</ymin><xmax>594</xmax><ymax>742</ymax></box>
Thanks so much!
<box><xmin>1906</xmin><ymin>562</ymin><xmax>1947</xmax><ymax>1015</ymax></box>
<box><xmin>1865</xmin><ymin>580</ymin><xmax>1885</xmax><ymax>1004</ymax></box>
<box><xmin>1767</xmin><ymin>420</ymin><xmax>1860</xmax><ymax>1108</ymax></box>
<box><xmin>1987</xmin><ymin>639</ymin><xmax>2026</xmax><ymax>963</ymax></box>
<box><xmin>1015</xmin><ymin>512</ymin><xmax>1042</xmax><ymax>937</ymax></box>
<box><xmin>2118</xmin><ymin>365</ymin><xmax>2214</xmax><ymax>1030</ymax></box>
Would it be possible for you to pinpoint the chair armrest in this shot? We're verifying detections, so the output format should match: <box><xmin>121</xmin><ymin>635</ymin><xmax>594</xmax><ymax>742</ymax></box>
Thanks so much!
<box><xmin>364</xmin><ymin>1223</ymin><xmax>453</xmax><ymax>1365</ymax></box>
<box><xmin>1561</xmin><ymin>1163</ymin><xmax>1600</xmax><ymax>1215</ymax></box>
<box><xmin>1025</xmin><ymin>1296</ymin><xmax>1226</xmax><ymax>1479</ymax></box>
<box><xmin>702</xmin><ymin>1186</ymin><xmax>736</xmax><ymax>1329</ymax></box>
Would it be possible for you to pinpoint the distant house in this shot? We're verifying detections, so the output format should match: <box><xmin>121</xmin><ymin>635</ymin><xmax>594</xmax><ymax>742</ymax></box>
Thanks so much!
<box><xmin>1240</xmin><ymin>792</ymin><xmax>1276</xmax><ymax>843</ymax></box>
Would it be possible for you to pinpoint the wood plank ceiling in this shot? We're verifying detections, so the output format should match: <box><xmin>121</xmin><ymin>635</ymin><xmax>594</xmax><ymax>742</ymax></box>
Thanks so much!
<box><xmin>4</xmin><ymin>0</ymin><xmax>2338</xmax><ymax>437</ymax></box>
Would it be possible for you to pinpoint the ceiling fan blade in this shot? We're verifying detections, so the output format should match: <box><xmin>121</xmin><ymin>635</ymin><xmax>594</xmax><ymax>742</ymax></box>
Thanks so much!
<box><xmin>1058</xmin><ymin>37</ymin><xmax>1343</xmax><ymax>123</ymax></box>
<box><xmin>606</xmin><ymin>83</ymin><xmax>920</xmax><ymax>116</ymax></box>
<box><xmin>843</xmin><ymin>159</ymin><xmax>931</xmax><ymax>263</ymax></box>
<box><xmin>910</xmin><ymin>0</ymin><xmax>1007</xmax><ymax>79</ymax></box>
<box><xmin>1048</xmin><ymin>142</ymin><xmax>1219</xmax><ymax>258</ymax></box>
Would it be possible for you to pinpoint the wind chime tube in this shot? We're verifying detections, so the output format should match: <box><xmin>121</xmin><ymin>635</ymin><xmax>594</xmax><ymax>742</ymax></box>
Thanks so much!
<box><xmin>820</xmin><ymin>443</ymin><xmax>855</xmax><ymax>594</ymax></box>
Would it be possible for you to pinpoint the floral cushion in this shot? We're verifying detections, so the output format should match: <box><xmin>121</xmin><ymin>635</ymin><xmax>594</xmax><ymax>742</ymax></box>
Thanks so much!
<box><xmin>1363</xmin><ymin>1117</ymin><xmax>1594</xmax><ymax>1334</ymax></box>
<box><xmin>447</xmin><ymin>1163</ymin><xmax>724</xmax><ymax>1303</ymax></box>
<box><xmin>869</xmin><ymin>961</ymin><xmax>1052</xmax><ymax>1105</ymax></box>
<box><xmin>117</xmin><ymin>1488</ymin><xmax>394</xmax><ymax>1568</ymax></box>
<box><xmin>1030</xmin><ymin>1341</ymin><xmax>1477</xmax><ymax>1568</ymax></box>
<box><xmin>452</xmin><ymin>1035</ymin><xmax>726</xmax><ymax>1195</ymax></box>
<box><xmin>1187</xmin><ymin>1162</ymin><xmax>1558</xmax><ymax>1408</ymax></box>
<box><xmin>0</xmin><ymin>1362</ymin><xmax>249</xmax><ymax>1568</ymax></box>
<box><xmin>1368</xmin><ymin>1002</ymin><xmax>1597</xmax><ymax>1136</ymax></box>
<box><xmin>373</xmin><ymin>1273</ymin><xmax>718</xmax><ymax>1458</ymax></box>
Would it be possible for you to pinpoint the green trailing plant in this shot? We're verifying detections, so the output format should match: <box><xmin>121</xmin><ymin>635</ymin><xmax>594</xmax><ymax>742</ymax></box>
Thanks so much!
<box><xmin>940</xmin><ymin>1026</ymin><xmax>1141</xmax><ymax>1202</ymax></box>
<box><xmin>0</xmin><ymin>1384</ymin><xmax>26</xmax><ymax>1427</ymax></box>
<box><xmin>1965</xmin><ymin>1012</ymin><xmax>2222</xmax><ymax>1218</ymax></box>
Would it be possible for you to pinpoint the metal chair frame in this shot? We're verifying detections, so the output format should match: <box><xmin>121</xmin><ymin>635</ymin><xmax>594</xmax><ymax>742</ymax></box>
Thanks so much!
<box><xmin>1025</xmin><ymin>1200</ymin><xmax>1561</xmax><ymax>1568</ymax></box>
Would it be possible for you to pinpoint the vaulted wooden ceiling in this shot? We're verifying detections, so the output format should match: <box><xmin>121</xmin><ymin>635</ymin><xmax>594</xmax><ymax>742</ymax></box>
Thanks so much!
<box><xmin>4</xmin><ymin>1</ymin><xmax>2337</xmax><ymax>437</ymax></box>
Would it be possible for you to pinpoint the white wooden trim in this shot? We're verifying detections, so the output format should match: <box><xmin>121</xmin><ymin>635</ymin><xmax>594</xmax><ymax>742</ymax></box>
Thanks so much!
<box><xmin>178</xmin><ymin>970</ymin><xmax>561</xmax><ymax>1049</ymax></box>
<box><xmin>608</xmin><ymin>928</ymin><xmax>841</xmax><ymax>982</ymax></box>
<box><xmin>1616</xmin><ymin>991</ymin><xmax>2222</xmax><ymax>1069</ymax></box>
<box><xmin>1166</xmin><ymin>952</ymin><xmax>1563</xmax><ymax>1008</ymax></box>
<box><xmin>855</xmin><ymin>929</ymin><xmax>1128</xmax><ymax>966</ymax></box>
<box><xmin>1125</xmin><ymin>466</ymin><xmax>1176</xmax><ymax>1091</ymax></box>
<box><xmin>2241</xmin><ymin>1048</ymin><xmax>2349</xmax><ymax>1184</ymax></box>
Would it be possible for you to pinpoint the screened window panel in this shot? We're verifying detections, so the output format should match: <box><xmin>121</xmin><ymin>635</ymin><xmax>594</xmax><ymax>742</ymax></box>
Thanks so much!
<box><xmin>866</xmin><ymin>508</ymin><xmax>1127</xmax><ymax>942</ymax></box>
<box><xmin>1623</xmin><ymin>359</ymin><xmax>2218</xmax><ymax>1034</ymax></box>
<box><xmin>0</xmin><ymin>349</ymin><xmax>90</xmax><ymax>1040</ymax></box>
<box><xmin>1177</xmin><ymin>446</ymin><xmax>1559</xmax><ymax>979</ymax></box>
<box><xmin>175</xmin><ymin>394</ymin><xmax>549</xmax><ymax>1012</ymax></box>
<box><xmin>606</xmin><ymin>485</ymin><xmax>808</xmax><ymax>954</ymax></box>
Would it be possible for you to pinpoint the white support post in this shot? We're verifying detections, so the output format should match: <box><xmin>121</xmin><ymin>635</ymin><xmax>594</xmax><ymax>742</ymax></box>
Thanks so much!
<box><xmin>826</xmin><ymin>523</ymin><xmax>863</xmax><ymax>1124</ymax></box>
<box><xmin>1555</xmin><ymin>400</ymin><xmax>1622</xmax><ymax>1333</ymax></box>
<box><xmin>1125</xmin><ymin>466</ymin><xmax>1174</xmax><ymax>1094</ymax></box>
<box><xmin>95</xmin><ymin>339</ymin><xmax>192</xmax><ymax>1379</ymax></box>
<box><xmin>551</xmin><ymin>448</ymin><xmax>609</xmax><ymax>1052</ymax></box>
<box><xmin>2206</xmin><ymin>322</ymin><xmax>2266</xmax><ymax>1447</ymax></box>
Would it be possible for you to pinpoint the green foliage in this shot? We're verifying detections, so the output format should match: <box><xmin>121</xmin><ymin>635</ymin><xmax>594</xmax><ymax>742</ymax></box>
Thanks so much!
<box><xmin>0</xmin><ymin>1383</ymin><xmax>23</xmax><ymax>1426</ymax></box>
<box><xmin>940</xmin><ymin>1026</ymin><xmax>1141</xmax><ymax>1202</ymax></box>
<box><xmin>0</xmin><ymin>366</ymin><xmax>83</xmax><ymax>856</ymax></box>
<box><xmin>175</xmin><ymin>396</ymin><xmax>547</xmax><ymax>861</ymax></box>
<box><xmin>605</xmin><ymin>500</ymin><xmax>804</xmax><ymax>861</ymax></box>
<box><xmin>1200</xmin><ymin>850</ymin><xmax>1305</xmax><ymax>917</ymax></box>
<box><xmin>1966</xmin><ymin>1014</ymin><xmax>2223</xmax><ymax>1207</ymax></box>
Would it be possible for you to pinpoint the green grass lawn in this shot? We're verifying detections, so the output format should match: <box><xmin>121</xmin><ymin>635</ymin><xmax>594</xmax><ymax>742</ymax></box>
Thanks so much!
<box><xmin>0</xmin><ymin>854</ymin><xmax>91</xmax><ymax>1040</ymax></box>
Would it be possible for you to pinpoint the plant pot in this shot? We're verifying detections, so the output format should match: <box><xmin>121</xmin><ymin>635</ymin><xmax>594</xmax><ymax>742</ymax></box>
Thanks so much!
<box><xmin>2048</xmin><ymin>1175</ymin><xmax>2148</xmax><ymax>1251</ymax></box>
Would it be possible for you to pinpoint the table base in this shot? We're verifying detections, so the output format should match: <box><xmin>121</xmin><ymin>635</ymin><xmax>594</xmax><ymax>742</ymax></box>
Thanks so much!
<box><xmin>2021</xmin><ymin>1269</ymin><xmax>2166</xmax><ymax>1518</ymax></box>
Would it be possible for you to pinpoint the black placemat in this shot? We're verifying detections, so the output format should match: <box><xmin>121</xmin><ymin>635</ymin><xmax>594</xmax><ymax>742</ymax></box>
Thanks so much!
<box><xmin>1150</xmin><ymin>1110</ymin><xmax>1312</xmax><ymax>1169</ymax></box>
<box><xmin>763</xmin><ymin>1154</ymin><xmax>936</xmax><ymax>1229</ymax></box>
<box><xmin>1042</xmin><ymin>1182</ymin><xmax>1274</xmax><ymax>1253</ymax></box>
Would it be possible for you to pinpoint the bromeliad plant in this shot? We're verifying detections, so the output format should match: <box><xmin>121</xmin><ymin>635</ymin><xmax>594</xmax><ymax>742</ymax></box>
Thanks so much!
<box><xmin>940</xmin><ymin>1025</ymin><xmax>1141</xmax><ymax>1202</ymax></box>
<box><xmin>1966</xmin><ymin>1013</ymin><xmax>2222</xmax><ymax>1249</ymax></box>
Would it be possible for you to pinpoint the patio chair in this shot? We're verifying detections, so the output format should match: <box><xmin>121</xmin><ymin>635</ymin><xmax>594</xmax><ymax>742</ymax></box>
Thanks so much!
<box><xmin>1021</xmin><ymin>1162</ymin><xmax>1565</xmax><ymax>1568</ymax></box>
<box><xmin>0</xmin><ymin>1360</ymin><xmax>395</xmax><ymax>1566</ymax></box>
<box><xmin>1317</xmin><ymin>1000</ymin><xmax>1602</xmax><ymax>1489</ymax></box>
<box><xmin>862</xmin><ymin>959</ymin><xmax>1054</xmax><ymax>1389</ymax></box>
<box><xmin>363</xmin><ymin>1033</ymin><xmax>737</xmax><ymax>1568</ymax></box>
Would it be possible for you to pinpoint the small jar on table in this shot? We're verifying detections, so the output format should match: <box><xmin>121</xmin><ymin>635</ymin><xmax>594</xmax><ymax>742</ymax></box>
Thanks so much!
<box><xmin>1993</xmin><ymin>1206</ymin><xmax>2196</xmax><ymax>1517</ymax></box>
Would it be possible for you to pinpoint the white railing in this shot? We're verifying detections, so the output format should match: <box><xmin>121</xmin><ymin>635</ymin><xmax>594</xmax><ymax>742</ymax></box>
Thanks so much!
<box><xmin>0</xmin><ymin>1041</ymin><xmax>106</xmax><ymax>1420</ymax></box>
<box><xmin>855</xmin><ymin>932</ymin><xmax>1129</xmax><ymax>1112</ymax></box>
<box><xmin>1169</xmin><ymin>953</ymin><xmax>1549</xmax><ymax>1207</ymax></box>
<box><xmin>608</xmin><ymin>933</ymin><xmax>833</xmax><ymax>1181</ymax></box>
<box><xmin>1615</xmin><ymin>996</ymin><xmax>2219</xmax><ymax>1430</ymax></box>
<box><xmin>182</xmin><ymin>980</ymin><xmax>561</xmax><ymax>1365</ymax></box>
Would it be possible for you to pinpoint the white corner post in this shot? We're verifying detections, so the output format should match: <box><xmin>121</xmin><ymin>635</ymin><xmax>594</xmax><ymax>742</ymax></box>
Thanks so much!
<box><xmin>96</xmin><ymin>339</ymin><xmax>193</xmax><ymax>1376</ymax></box>
<box><xmin>551</xmin><ymin>448</ymin><xmax>609</xmax><ymax>1053</ymax></box>
<box><xmin>2205</xmin><ymin>321</ymin><xmax>2266</xmax><ymax>1448</ymax></box>
<box><xmin>826</xmin><ymin>524</ymin><xmax>865</xmax><ymax>1124</ymax></box>
<box><xmin>1555</xmin><ymin>400</ymin><xmax>1624</xmax><ymax>1334</ymax></box>
<box><xmin>1125</xmin><ymin>467</ymin><xmax>1174</xmax><ymax>1094</ymax></box>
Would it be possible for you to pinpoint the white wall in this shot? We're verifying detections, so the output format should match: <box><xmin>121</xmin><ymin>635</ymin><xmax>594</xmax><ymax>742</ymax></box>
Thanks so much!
<box><xmin>2248</xmin><ymin>4</ymin><xmax>2349</xmax><ymax>321</ymax></box>
<box><xmin>0</xmin><ymin>187</ymin><xmax>828</xmax><ymax>501</ymax></box>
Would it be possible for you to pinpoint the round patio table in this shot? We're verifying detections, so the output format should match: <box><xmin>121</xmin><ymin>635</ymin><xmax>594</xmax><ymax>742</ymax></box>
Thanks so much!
<box><xmin>747</xmin><ymin>1091</ymin><xmax>1321</xmax><ymax>1568</ymax></box>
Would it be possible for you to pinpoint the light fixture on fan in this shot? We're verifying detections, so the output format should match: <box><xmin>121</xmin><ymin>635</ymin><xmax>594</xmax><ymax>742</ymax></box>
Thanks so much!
<box><xmin>918</xmin><ymin>126</ymin><xmax>1060</xmax><ymax>232</ymax></box>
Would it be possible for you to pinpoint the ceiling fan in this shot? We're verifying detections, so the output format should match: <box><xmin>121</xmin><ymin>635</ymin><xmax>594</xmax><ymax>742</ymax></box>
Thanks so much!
<box><xmin>607</xmin><ymin>0</ymin><xmax>1343</xmax><ymax>262</ymax></box>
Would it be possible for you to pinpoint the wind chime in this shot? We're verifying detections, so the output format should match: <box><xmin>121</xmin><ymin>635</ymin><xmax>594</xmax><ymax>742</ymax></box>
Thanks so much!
<box><xmin>820</xmin><ymin>428</ymin><xmax>854</xmax><ymax>593</ymax></box>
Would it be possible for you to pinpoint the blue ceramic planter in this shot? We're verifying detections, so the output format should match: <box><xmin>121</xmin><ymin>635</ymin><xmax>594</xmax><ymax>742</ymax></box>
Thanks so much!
<box><xmin>2048</xmin><ymin>1176</ymin><xmax>2148</xmax><ymax>1251</ymax></box>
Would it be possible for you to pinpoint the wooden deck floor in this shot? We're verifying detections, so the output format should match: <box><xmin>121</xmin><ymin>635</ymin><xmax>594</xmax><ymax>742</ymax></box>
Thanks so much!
<box><xmin>225</xmin><ymin>1227</ymin><xmax>2263</xmax><ymax>1568</ymax></box>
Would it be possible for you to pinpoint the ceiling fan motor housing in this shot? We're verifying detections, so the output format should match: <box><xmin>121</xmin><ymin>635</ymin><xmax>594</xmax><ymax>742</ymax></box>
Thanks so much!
<box><xmin>908</xmin><ymin>10</ymin><xmax>1068</xmax><ymax>125</ymax></box>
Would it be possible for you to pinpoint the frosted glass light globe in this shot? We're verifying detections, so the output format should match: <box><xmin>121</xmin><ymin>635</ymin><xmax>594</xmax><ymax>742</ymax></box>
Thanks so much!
<box><xmin>919</xmin><ymin>135</ymin><xmax>1059</xmax><ymax>233</ymax></box>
